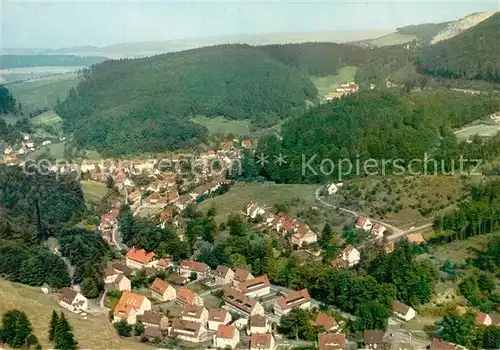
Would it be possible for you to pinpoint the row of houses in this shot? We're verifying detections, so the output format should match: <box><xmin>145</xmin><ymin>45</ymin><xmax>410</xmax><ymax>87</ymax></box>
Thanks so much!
<box><xmin>245</xmin><ymin>203</ymin><xmax>318</xmax><ymax>247</ymax></box>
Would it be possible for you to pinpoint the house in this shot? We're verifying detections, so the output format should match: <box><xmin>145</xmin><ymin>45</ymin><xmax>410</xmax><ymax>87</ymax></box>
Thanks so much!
<box><xmin>233</xmin><ymin>268</ymin><xmax>254</xmax><ymax>288</ymax></box>
<box><xmin>141</xmin><ymin>310</ymin><xmax>168</xmax><ymax>331</ymax></box>
<box><xmin>274</xmin><ymin>289</ymin><xmax>311</xmax><ymax>317</ymax></box>
<box><xmin>475</xmin><ymin>311</ymin><xmax>492</xmax><ymax>326</ymax></box>
<box><xmin>125</xmin><ymin>247</ymin><xmax>157</xmax><ymax>269</ymax></box>
<box><xmin>111</xmin><ymin>261</ymin><xmax>134</xmax><ymax>276</ymax></box>
<box><xmin>246</xmin><ymin>203</ymin><xmax>266</xmax><ymax>219</ymax></box>
<box><xmin>250</xmin><ymin>333</ymin><xmax>275</xmax><ymax>350</ymax></box>
<box><xmin>311</xmin><ymin>312</ymin><xmax>339</xmax><ymax>332</ymax></box>
<box><xmin>355</xmin><ymin>216</ymin><xmax>372</xmax><ymax>231</ymax></box>
<box><xmin>181</xmin><ymin>305</ymin><xmax>209</xmax><ymax>325</ymax></box>
<box><xmin>318</xmin><ymin>333</ymin><xmax>347</xmax><ymax>350</ymax></box>
<box><xmin>220</xmin><ymin>140</ymin><xmax>234</xmax><ymax>151</ymax></box>
<box><xmin>213</xmin><ymin>265</ymin><xmax>235</xmax><ymax>286</ymax></box>
<box><xmin>176</xmin><ymin>194</ymin><xmax>192</xmax><ymax>211</ymax></box>
<box><xmin>104</xmin><ymin>271</ymin><xmax>131</xmax><ymax>292</ymax></box>
<box><xmin>156</xmin><ymin>258</ymin><xmax>173</xmax><ymax>270</ymax></box>
<box><xmin>149</xmin><ymin>278</ymin><xmax>176</xmax><ymax>301</ymax></box>
<box><xmin>247</xmin><ymin>315</ymin><xmax>270</xmax><ymax>335</ymax></box>
<box><xmin>364</xmin><ymin>330</ymin><xmax>387</xmax><ymax>350</ymax></box>
<box><xmin>58</xmin><ymin>288</ymin><xmax>88</xmax><ymax>313</ymax></box>
<box><xmin>392</xmin><ymin>300</ymin><xmax>416</xmax><ymax>321</ymax></box>
<box><xmin>336</xmin><ymin>82</ymin><xmax>359</xmax><ymax>94</ymax></box>
<box><xmin>179</xmin><ymin>260</ymin><xmax>211</xmax><ymax>280</ymax></box>
<box><xmin>241</xmin><ymin>139</ymin><xmax>252</xmax><ymax>148</ymax></box>
<box><xmin>213</xmin><ymin>324</ymin><xmax>240</xmax><ymax>349</ymax></box>
<box><xmin>290</xmin><ymin>224</ymin><xmax>318</xmax><ymax>247</ymax></box>
<box><xmin>371</xmin><ymin>223</ymin><xmax>386</xmax><ymax>238</ymax></box>
<box><xmin>239</xmin><ymin>275</ymin><xmax>271</xmax><ymax>298</ymax></box>
<box><xmin>407</xmin><ymin>233</ymin><xmax>426</xmax><ymax>244</ymax></box>
<box><xmin>167</xmin><ymin>274</ymin><xmax>189</xmax><ymax>286</ymax></box>
<box><xmin>490</xmin><ymin>313</ymin><xmax>500</xmax><ymax>327</ymax></box>
<box><xmin>143</xmin><ymin>326</ymin><xmax>163</xmax><ymax>342</ymax></box>
<box><xmin>128</xmin><ymin>190</ymin><xmax>142</xmax><ymax>203</ymax></box>
<box><xmin>113</xmin><ymin>291</ymin><xmax>152</xmax><ymax>324</ymax></box>
<box><xmin>171</xmin><ymin>318</ymin><xmax>208</xmax><ymax>343</ymax></box>
<box><xmin>327</xmin><ymin>183</ymin><xmax>339</xmax><ymax>195</ymax></box>
<box><xmin>222</xmin><ymin>288</ymin><xmax>265</xmax><ymax>317</ymax></box>
<box><xmin>208</xmin><ymin>308</ymin><xmax>232</xmax><ymax>331</ymax></box>
<box><xmin>176</xmin><ymin>287</ymin><xmax>204</xmax><ymax>307</ymax></box>
<box><xmin>340</xmin><ymin>245</ymin><xmax>360</xmax><ymax>267</ymax></box>
<box><xmin>429</xmin><ymin>338</ymin><xmax>467</xmax><ymax>350</ymax></box>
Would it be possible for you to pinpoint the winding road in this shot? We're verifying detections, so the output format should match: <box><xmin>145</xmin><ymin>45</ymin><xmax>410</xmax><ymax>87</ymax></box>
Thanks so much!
<box><xmin>314</xmin><ymin>186</ymin><xmax>432</xmax><ymax>242</ymax></box>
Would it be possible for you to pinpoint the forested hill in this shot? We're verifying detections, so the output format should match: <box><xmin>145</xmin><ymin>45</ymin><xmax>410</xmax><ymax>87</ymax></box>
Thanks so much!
<box><xmin>257</xmin><ymin>90</ymin><xmax>500</xmax><ymax>183</ymax></box>
<box><xmin>415</xmin><ymin>13</ymin><xmax>500</xmax><ymax>83</ymax></box>
<box><xmin>56</xmin><ymin>44</ymin><xmax>317</xmax><ymax>156</ymax></box>
<box><xmin>395</xmin><ymin>22</ymin><xmax>450</xmax><ymax>44</ymax></box>
<box><xmin>0</xmin><ymin>165</ymin><xmax>86</xmax><ymax>236</ymax></box>
<box><xmin>0</xmin><ymin>54</ymin><xmax>108</xmax><ymax>69</ymax></box>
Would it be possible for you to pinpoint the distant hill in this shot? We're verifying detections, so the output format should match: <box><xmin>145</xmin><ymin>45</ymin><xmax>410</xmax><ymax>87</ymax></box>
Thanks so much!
<box><xmin>56</xmin><ymin>44</ymin><xmax>317</xmax><ymax>156</ymax></box>
<box><xmin>416</xmin><ymin>13</ymin><xmax>500</xmax><ymax>83</ymax></box>
<box><xmin>430</xmin><ymin>11</ymin><xmax>497</xmax><ymax>44</ymax></box>
<box><xmin>0</xmin><ymin>55</ymin><xmax>108</xmax><ymax>69</ymax></box>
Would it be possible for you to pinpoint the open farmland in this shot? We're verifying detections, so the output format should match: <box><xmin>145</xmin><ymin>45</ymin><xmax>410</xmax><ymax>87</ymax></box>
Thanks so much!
<box><xmin>0</xmin><ymin>279</ymin><xmax>151</xmax><ymax>349</ymax></box>
<box><xmin>311</xmin><ymin>66</ymin><xmax>358</xmax><ymax>97</ymax></box>
<box><xmin>80</xmin><ymin>180</ymin><xmax>108</xmax><ymax>206</ymax></box>
<box><xmin>454</xmin><ymin>123</ymin><xmax>500</xmax><ymax>141</ymax></box>
<box><xmin>191</xmin><ymin>115</ymin><xmax>251</xmax><ymax>136</ymax></box>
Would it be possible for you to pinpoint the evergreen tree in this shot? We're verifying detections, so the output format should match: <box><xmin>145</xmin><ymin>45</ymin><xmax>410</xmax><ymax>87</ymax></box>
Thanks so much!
<box><xmin>11</xmin><ymin>312</ymin><xmax>32</xmax><ymax>348</ymax></box>
<box><xmin>114</xmin><ymin>319</ymin><xmax>132</xmax><ymax>337</ymax></box>
<box><xmin>106</xmin><ymin>176</ymin><xmax>115</xmax><ymax>188</ymax></box>
<box><xmin>48</xmin><ymin>310</ymin><xmax>59</xmax><ymax>341</ymax></box>
<box><xmin>54</xmin><ymin>313</ymin><xmax>78</xmax><ymax>350</ymax></box>
<box><xmin>320</xmin><ymin>223</ymin><xmax>333</xmax><ymax>248</ymax></box>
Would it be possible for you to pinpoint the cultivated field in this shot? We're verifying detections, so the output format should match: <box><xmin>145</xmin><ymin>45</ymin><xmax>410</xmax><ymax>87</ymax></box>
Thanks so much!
<box><xmin>25</xmin><ymin>141</ymin><xmax>67</xmax><ymax>161</ymax></box>
<box><xmin>7</xmin><ymin>73</ymin><xmax>79</xmax><ymax>112</ymax></box>
<box><xmin>191</xmin><ymin>115</ymin><xmax>251</xmax><ymax>136</ymax></box>
<box><xmin>0</xmin><ymin>279</ymin><xmax>151</xmax><ymax>349</ymax></box>
<box><xmin>454</xmin><ymin>123</ymin><xmax>500</xmax><ymax>141</ymax></box>
<box><xmin>311</xmin><ymin>66</ymin><xmax>358</xmax><ymax>97</ymax></box>
<box><xmin>80</xmin><ymin>180</ymin><xmax>108</xmax><ymax>206</ymax></box>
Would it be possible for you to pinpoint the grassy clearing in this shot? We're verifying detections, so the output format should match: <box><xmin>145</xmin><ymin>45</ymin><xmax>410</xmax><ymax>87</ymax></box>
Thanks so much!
<box><xmin>428</xmin><ymin>233</ymin><xmax>496</xmax><ymax>264</ymax></box>
<box><xmin>311</xmin><ymin>66</ymin><xmax>358</xmax><ymax>97</ymax></box>
<box><xmin>8</xmin><ymin>73</ymin><xmax>79</xmax><ymax>112</ymax></box>
<box><xmin>197</xmin><ymin>182</ymin><xmax>319</xmax><ymax>223</ymax></box>
<box><xmin>30</xmin><ymin>110</ymin><xmax>62</xmax><ymax>126</ymax></box>
<box><xmin>80</xmin><ymin>180</ymin><xmax>108</xmax><ymax>206</ymax></box>
<box><xmin>454</xmin><ymin>123</ymin><xmax>500</xmax><ymax>141</ymax></box>
<box><xmin>191</xmin><ymin>115</ymin><xmax>251</xmax><ymax>136</ymax></box>
<box><xmin>0</xmin><ymin>279</ymin><xmax>150</xmax><ymax>349</ymax></box>
<box><xmin>25</xmin><ymin>141</ymin><xmax>67</xmax><ymax>161</ymax></box>
<box><xmin>369</xmin><ymin>32</ymin><xmax>417</xmax><ymax>47</ymax></box>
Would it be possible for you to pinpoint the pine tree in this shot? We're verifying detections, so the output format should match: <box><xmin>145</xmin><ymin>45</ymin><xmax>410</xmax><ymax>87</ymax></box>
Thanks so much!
<box><xmin>320</xmin><ymin>223</ymin><xmax>333</xmax><ymax>248</ymax></box>
<box><xmin>54</xmin><ymin>313</ymin><xmax>78</xmax><ymax>350</ymax></box>
<box><xmin>48</xmin><ymin>310</ymin><xmax>59</xmax><ymax>341</ymax></box>
<box><xmin>11</xmin><ymin>312</ymin><xmax>32</xmax><ymax>348</ymax></box>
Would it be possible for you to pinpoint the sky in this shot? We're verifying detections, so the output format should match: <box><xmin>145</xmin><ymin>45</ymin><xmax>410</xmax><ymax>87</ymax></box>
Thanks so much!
<box><xmin>2</xmin><ymin>0</ymin><xmax>499</xmax><ymax>49</ymax></box>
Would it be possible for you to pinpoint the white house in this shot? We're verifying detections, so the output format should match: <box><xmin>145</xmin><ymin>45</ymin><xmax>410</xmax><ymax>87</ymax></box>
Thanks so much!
<box><xmin>273</xmin><ymin>289</ymin><xmax>311</xmax><ymax>317</ymax></box>
<box><xmin>327</xmin><ymin>183</ymin><xmax>339</xmax><ymax>195</ymax></box>
<box><xmin>340</xmin><ymin>245</ymin><xmax>360</xmax><ymax>267</ymax></box>
<box><xmin>125</xmin><ymin>247</ymin><xmax>157</xmax><ymax>269</ymax></box>
<box><xmin>213</xmin><ymin>324</ymin><xmax>240</xmax><ymax>349</ymax></box>
<box><xmin>238</xmin><ymin>275</ymin><xmax>271</xmax><ymax>298</ymax></box>
<box><xmin>246</xmin><ymin>203</ymin><xmax>266</xmax><ymax>219</ymax></box>
<box><xmin>58</xmin><ymin>288</ymin><xmax>88</xmax><ymax>313</ymax></box>
<box><xmin>222</xmin><ymin>288</ymin><xmax>265</xmax><ymax>317</ymax></box>
<box><xmin>149</xmin><ymin>278</ymin><xmax>176</xmax><ymax>301</ymax></box>
<box><xmin>171</xmin><ymin>318</ymin><xmax>208</xmax><ymax>343</ymax></box>
<box><xmin>179</xmin><ymin>260</ymin><xmax>211</xmax><ymax>280</ymax></box>
<box><xmin>355</xmin><ymin>216</ymin><xmax>372</xmax><ymax>231</ymax></box>
<box><xmin>247</xmin><ymin>315</ymin><xmax>271</xmax><ymax>335</ymax></box>
<box><xmin>208</xmin><ymin>308</ymin><xmax>232</xmax><ymax>331</ymax></box>
<box><xmin>213</xmin><ymin>265</ymin><xmax>234</xmax><ymax>286</ymax></box>
<box><xmin>104</xmin><ymin>269</ymin><xmax>131</xmax><ymax>292</ymax></box>
<box><xmin>113</xmin><ymin>291</ymin><xmax>152</xmax><ymax>324</ymax></box>
<box><xmin>371</xmin><ymin>223</ymin><xmax>386</xmax><ymax>238</ymax></box>
<box><xmin>392</xmin><ymin>300</ymin><xmax>416</xmax><ymax>321</ymax></box>
<box><xmin>181</xmin><ymin>305</ymin><xmax>209</xmax><ymax>325</ymax></box>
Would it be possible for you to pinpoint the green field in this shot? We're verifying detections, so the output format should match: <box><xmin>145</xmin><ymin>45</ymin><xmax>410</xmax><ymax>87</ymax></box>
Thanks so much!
<box><xmin>7</xmin><ymin>73</ymin><xmax>79</xmax><ymax>112</ymax></box>
<box><xmin>311</xmin><ymin>66</ymin><xmax>358</xmax><ymax>97</ymax></box>
<box><xmin>25</xmin><ymin>141</ymin><xmax>66</xmax><ymax>161</ymax></box>
<box><xmin>197</xmin><ymin>182</ymin><xmax>318</xmax><ymax>223</ymax></box>
<box><xmin>369</xmin><ymin>32</ymin><xmax>417</xmax><ymax>47</ymax></box>
<box><xmin>80</xmin><ymin>180</ymin><xmax>108</xmax><ymax>206</ymax></box>
<box><xmin>191</xmin><ymin>115</ymin><xmax>251</xmax><ymax>136</ymax></box>
<box><xmin>454</xmin><ymin>123</ymin><xmax>500</xmax><ymax>141</ymax></box>
<box><xmin>30</xmin><ymin>110</ymin><xmax>63</xmax><ymax>126</ymax></box>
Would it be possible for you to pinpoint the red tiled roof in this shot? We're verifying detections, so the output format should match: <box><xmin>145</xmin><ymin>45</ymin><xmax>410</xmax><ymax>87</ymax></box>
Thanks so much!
<box><xmin>216</xmin><ymin>324</ymin><xmax>235</xmax><ymax>339</ymax></box>
<box><xmin>234</xmin><ymin>268</ymin><xmax>252</xmax><ymax>283</ymax></box>
<box><xmin>214</xmin><ymin>265</ymin><xmax>231</xmax><ymax>278</ymax></box>
<box><xmin>149</xmin><ymin>278</ymin><xmax>170</xmax><ymax>295</ymax></box>
<box><xmin>240</xmin><ymin>275</ymin><xmax>270</xmax><ymax>294</ymax></box>
<box><xmin>177</xmin><ymin>287</ymin><xmax>198</xmax><ymax>305</ymax></box>
<box><xmin>208</xmin><ymin>308</ymin><xmax>228</xmax><ymax>322</ymax></box>
<box><xmin>277</xmin><ymin>289</ymin><xmax>310</xmax><ymax>310</ymax></box>
<box><xmin>126</xmin><ymin>247</ymin><xmax>155</xmax><ymax>265</ymax></box>
<box><xmin>429</xmin><ymin>338</ymin><xmax>461</xmax><ymax>350</ymax></box>
<box><xmin>407</xmin><ymin>233</ymin><xmax>425</xmax><ymax>244</ymax></box>
<box><xmin>250</xmin><ymin>333</ymin><xmax>272</xmax><ymax>349</ymax></box>
<box><xmin>392</xmin><ymin>300</ymin><xmax>411</xmax><ymax>315</ymax></box>
<box><xmin>318</xmin><ymin>332</ymin><xmax>346</xmax><ymax>350</ymax></box>
<box><xmin>222</xmin><ymin>287</ymin><xmax>257</xmax><ymax>314</ymax></box>
<box><xmin>312</xmin><ymin>312</ymin><xmax>337</xmax><ymax>330</ymax></box>
<box><xmin>342</xmin><ymin>244</ymin><xmax>356</xmax><ymax>254</ymax></box>
<box><xmin>113</xmin><ymin>291</ymin><xmax>146</xmax><ymax>318</ymax></box>
<box><xmin>180</xmin><ymin>260</ymin><xmax>209</xmax><ymax>273</ymax></box>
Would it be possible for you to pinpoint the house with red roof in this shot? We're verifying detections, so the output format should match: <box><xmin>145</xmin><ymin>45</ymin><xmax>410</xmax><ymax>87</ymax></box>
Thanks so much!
<box><xmin>250</xmin><ymin>333</ymin><xmax>276</xmax><ymax>350</ymax></box>
<box><xmin>311</xmin><ymin>312</ymin><xmax>339</xmax><ymax>332</ymax></box>
<box><xmin>125</xmin><ymin>247</ymin><xmax>157</xmax><ymax>269</ymax></box>
<box><xmin>149</xmin><ymin>278</ymin><xmax>176</xmax><ymax>302</ymax></box>
<box><xmin>238</xmin><ymin>275</ymin><xmax>271</xmax><ymax>298</ymax></box>
<box><xmin>274</xmin><ymin>289</ymin><xmax>311</xmax><ymax>317</ymax></box>
<box><xmin>318</xmin><ymin>332</ymin><xmax>347</xmax><ymax>350</ymax></box>
<box><xmin>171</xmin><ymin>318</ymin><xmax>207</xmax><ymax>343</ymax></box>
<box><xmin>179</xmin><ymin>260</ymin><xmax>211</xmax><ymax>281</ymax></box>
<box><xmin>232</xmin><ymin>268</ymin><xmax>254</xmax><ymax>288</ymax></box>
<box><xmin>407</xmin><ymin>233</ymin><xmax>426</xmax><ymax>244</ymax></box>
<box><xmin>475</xmin><ymin>311</ymin><xmax>492</xmax><ymax>326</ymax></box>
<box><xmin>213</xmin><ymin>265</ymin><xmax>235</xmax><ymax>286</ymax></box>
<box><xmin>113</xmin><ymin>291</ymin><xmax>152</xmax><ymax>324</ymax></box>
<box><xmin>355</xmin><ymin>216</ymin><xmax>372</xmax><ymax>231</ymax></box>
<box><xmin>181</xmin><ymin>305</ymin><xmax>209</xmax><ymax>325</ymax></box>
<box><xmin>222</xmin><ymin>288</ymin><xmax>264</xmax><ymax>317</ymax></box>
<box><xmin>176</xmin><ymin>287</ymin><xmax>204</xmax><ymax>307</ymax></box>
<box><xmin>290</xmin><ymin>224</ymin><xmax>318</xmax><ymax>247</ymax></box>
<box><xmin>371</xmin><ymin>223</ymin><xmax>386</xmax><ymax>238</ymax></box>
<box><xmin>213</xmin><ymin>324</ymin><xmax>240</xmax><ymax>349</ymax></box>
<box><xmin>392</xmin><ymin>300</ymin><xmax>416</xmax><ymax>321</ymax></box>
<box><xmin>208</xmin><ymin>308</ymin><xmax>232</xmax><ymax>331</ymax></box>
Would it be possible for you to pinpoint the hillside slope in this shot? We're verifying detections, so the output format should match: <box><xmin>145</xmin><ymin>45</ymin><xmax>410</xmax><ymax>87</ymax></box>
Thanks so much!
<box><xmin>0</xmin><ymin>55</ymin><xmax>108</xmax><ymax>69</ymax></box>
<box><xmin>416</xmin><ymin>13</ymin><xmax>500</xmax><ymax>83</ymax></box>
<box><xmin>56</xmin><ymin>44</ymin><xmax>317</xmax><ymax>155</ymax></box>
<box><xmin>430</xmin><ymin>11</ymin><xmax>498</xmax><ymax>44</ymax></box>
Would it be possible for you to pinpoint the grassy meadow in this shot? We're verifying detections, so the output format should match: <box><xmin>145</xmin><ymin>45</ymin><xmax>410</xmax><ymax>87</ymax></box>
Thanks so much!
<box><xmin>191</xmin><ymin>115</ymin><xmax>251</xmax><ymax>136</ymax></box>
<box><xmin>311</xmin><ymin>66</ymin><xmax>358</xmax><ymax>97</ymax></box>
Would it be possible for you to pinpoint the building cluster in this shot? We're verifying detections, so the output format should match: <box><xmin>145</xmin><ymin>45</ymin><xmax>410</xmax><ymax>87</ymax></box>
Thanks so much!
<box><xmin>0</xmin><ymin>134</ymin><xmax>54</xmax><ymax>165</ymax></box>
<box><xmin>245</xmin><ymin>203</ymin><xmax>318</xmax><ymax>248</ymax></box>
<box><xmin>324</xmin><ymin>81</ymin><xmax>360</xmax><ymax>101</ymax></box>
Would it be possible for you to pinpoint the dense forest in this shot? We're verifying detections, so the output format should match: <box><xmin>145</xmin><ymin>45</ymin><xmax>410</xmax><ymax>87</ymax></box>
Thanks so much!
<box><xmin>0</xmin><ymin>165</ymin><xmax>86</xmax><ymax>235</ymax></box>
<box><xmin>257</xmin><ymin>90</ymin><xmax>500</xmax><ymax>183</ymax></box>
<box><xmin>416</xmin><ymin>13</ymin><xmax>500</xmax><ymax>83</ymax></box>
<box><xmin>56</xmin><ymin>44</ymin><xmax>317</xmax><ymax>155</ymax></box>
<box><xmin>0</xmin><ymin>85</ymin><xmax>19</xmax><ymax>115</ymax></box>
<box><xmin>0</xmin><ymin>55</ymin><xmax>108</xmax><ymax>69</ymax></box>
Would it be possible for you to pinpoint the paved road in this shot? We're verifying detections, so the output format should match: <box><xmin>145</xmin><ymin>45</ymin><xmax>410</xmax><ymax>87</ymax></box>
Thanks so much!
<box><xmin>314</xmin><ymin>186</ymin><xmax>432</xmax><ymax>242</ymax></box>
